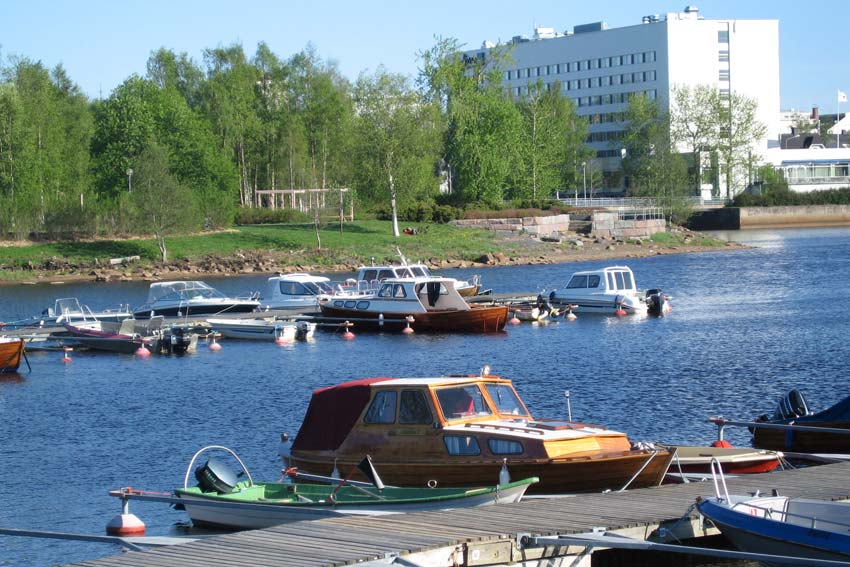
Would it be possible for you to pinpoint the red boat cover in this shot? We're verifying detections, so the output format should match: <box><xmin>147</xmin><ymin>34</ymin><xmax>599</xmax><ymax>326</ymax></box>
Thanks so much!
<box><xmin>291</xmin><ymin>377</ymin><xmax>394</xmax><ymax>451</ymax></box>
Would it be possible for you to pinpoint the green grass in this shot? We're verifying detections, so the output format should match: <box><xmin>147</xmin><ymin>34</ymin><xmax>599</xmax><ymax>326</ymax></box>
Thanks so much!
<box><xmin>648</xmin><ymin>232</ymin><xmax>725</xmax><ymax>247</ymax></box>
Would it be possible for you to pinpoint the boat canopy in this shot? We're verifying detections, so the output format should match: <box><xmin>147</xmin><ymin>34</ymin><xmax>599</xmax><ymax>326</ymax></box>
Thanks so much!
<box><xmin>564</xmin><ymin>266</ymin><xmax>636</xmax><ymax>293</ymax></box>
<box><xmin>146</xmin><ymin>281</ymin><xmax>222</xmax><ymax>303</ymax></box>
<box><xmin>292</xmin><ymin>378</ymin><xmax>393</xmax><ymax>451</ymax></box>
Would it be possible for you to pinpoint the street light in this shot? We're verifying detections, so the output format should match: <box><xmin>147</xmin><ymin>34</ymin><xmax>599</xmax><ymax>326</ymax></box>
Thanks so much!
<box><xmin>126</xmin><ymin>168</ymin><xmax>133</xmax><ymax>193</ymax></box>
<box><xmin>581</xmin><ymin>161</ymin><xmax>587</xmax><ymax>201</ymax></box>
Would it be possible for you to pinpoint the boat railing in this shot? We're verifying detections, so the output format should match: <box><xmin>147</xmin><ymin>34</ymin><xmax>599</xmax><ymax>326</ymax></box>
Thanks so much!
<box><xmin>183</xmin><ymin>445</ymin><xmax>254</xmax><ymax>489</ymax></box>
<box><xmin>729</xmin><ymin>500</ymin><xmax>850</xmax><ymax>533</ymax></box>
<box><xmin>709</xmin><ymin>457</ymin><xmax>731</xmax><ymax>503</ymax></box>
<box><xmin>709</xmin><ymin>416</ymin><xmax>850</xmax><ymax>441</ymax></box>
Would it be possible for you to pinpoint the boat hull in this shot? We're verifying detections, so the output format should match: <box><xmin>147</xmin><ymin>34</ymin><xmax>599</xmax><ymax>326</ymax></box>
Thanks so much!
<box><xmin>174</xmin><ymin>480</ymin><xmax>534</xmax><ymax>530</ymax></box>
<box><xmin>698</xmin><ymin>497</ymin><xmax>850</xmax><ymax>562</ymax></box>
<box><xmin>665</xmin><ymin>446</ymin><xmax>782</xmax><ymax>476</ymax></box>
<box><xmin>0</xmin><ymin>339</ymin><xmax>24</xmax><ymax>372</ymax></box>
<box><xmin>753</xmin><ymin>421</ymin><xmax>850</xmax><ymax>454</ymax></box>
<box><xmin>134</xmin><ymin>302</ymin><xmax>259</xmax><ymax>319</ymax></box>
<box><xmin>290</xmin><ymin>450</ymin><xmax>672</xmax><ymax>494</ymax></box>
<box><xmin>318</xmin><ymin>304</ymin><xmax>509</xmax><ymax>333</ymax></box>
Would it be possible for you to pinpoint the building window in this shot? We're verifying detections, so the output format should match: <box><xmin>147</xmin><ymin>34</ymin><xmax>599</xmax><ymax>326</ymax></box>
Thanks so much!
<box><xmin>718</xmin><ymin>50</ymin><xmax>729</xmax><ymax>62</ymax></box>
<box><xmin>719</xmin><ymin>70</ymin><xmax>730</xmax><ymax>81</ymax></box>
<box><xmin>622</xmin><ymin>73</ymin><xmax>632</xmax><ymax>84</ymax></box>
<box><xmin>718</xmin><ymin>30</ymin><xmax>729</xmax><ymax>43</ymax></box>
<box><xmin>647</xmin><ymin>70</ymin><xmax>656</xmax><ymax>81</ymax></box>
<box><xmin>645</xmin><ymin>51</ymin><xmax>656</xmax><ymax>62</ymax></box>
<box><xmin>589</xmin><ymin>59</ymin><xmax>598</xmax><ymax>70</ymax></box>
<box><xmin>539</xmin><ymin>66</ymin><xmax>546</xmax><ymax>76</ymax></box>
<box><xmin>514</xmin><ymin>86</ymin><xmax>521</xmax><ymax>97</ymax></box>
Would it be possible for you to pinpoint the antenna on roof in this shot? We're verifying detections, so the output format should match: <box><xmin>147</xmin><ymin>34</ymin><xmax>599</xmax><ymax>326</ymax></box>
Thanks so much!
<box><xmin>395</xmin><ymin>246</ymin><xmax>410</xmax><ymax>266</ymax></box>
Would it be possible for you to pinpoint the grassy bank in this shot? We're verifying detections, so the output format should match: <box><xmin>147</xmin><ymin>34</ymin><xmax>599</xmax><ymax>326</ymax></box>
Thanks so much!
<box><xmin>0</xmin><ymin>220</ymin><xmax>732</xmax><ymax>283</ymax></box>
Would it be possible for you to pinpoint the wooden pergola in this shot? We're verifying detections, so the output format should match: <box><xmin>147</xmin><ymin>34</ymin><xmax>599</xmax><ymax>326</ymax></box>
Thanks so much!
<box><xmin>254</xmin><ymin>187</ymin><xmax>353</xmax><ymax>219</ymax></box>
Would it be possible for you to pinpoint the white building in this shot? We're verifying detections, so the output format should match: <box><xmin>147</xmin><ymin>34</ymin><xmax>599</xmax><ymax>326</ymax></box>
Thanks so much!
<box><xmin>466</xmin><ymin>5</ymin><xmax>780</xmax><ymax>195</ymax></box>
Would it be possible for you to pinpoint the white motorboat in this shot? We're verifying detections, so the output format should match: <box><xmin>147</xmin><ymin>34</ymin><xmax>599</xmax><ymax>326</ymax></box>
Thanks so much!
<box><xmin>355</xmin><ymin>261</ymin><xmax>483</xmax><ymax>297</ymax></box>
<box><xmin>206</xmin><ymin>317</ymin><xmax>316</xmax><ymax>341</ymax></box>
<box><xmin>548</xmin><ymin>266</ymin><xmax>670</xmax><ymax>315</ymax></box>
<box><xmin>133</xmin><ymin>281</ymin><xmax>259</xmax><ymax>319</ymax></box>
<box><xmin>1</xmin><ymin>297</ymin><xmax>133</xmax><ymax>329</ymax></box>
<box><xmin>256</xmin><ymin>273</ymin><xmax>334</xmax><ymax>313</ymax></box>
<box><xmin>697</xmin><ymin>459</ymin><xmax>850</xmax><ymax>562</ymax></box>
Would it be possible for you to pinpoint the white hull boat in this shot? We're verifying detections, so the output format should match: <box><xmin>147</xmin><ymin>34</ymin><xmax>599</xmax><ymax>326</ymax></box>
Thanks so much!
<box><xmin>206</xmin><ymin>318</ymin><xmax>316</xmax><ymax>341</ymax></box>
<box><xmin>549</xmin><ymin>266</ymin><xmax>670</xmax><ymax>316</ymax></box>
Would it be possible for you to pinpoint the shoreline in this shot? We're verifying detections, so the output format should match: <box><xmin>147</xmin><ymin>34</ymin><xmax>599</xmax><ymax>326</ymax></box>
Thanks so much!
<box><xmin>0</xmin><ymin>233</ymin><xmax>746</xmax><ymax>287</ymax></box>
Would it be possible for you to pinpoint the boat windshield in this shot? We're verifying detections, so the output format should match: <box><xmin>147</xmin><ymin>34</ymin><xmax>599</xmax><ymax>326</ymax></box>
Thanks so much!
<box><xmin>484</xmin><ymin>383</ymin><xmax>530</xmax><ymax>417</ymax></box>
<box><xmin>149</xmin><ymin>282</ymin><xmax>224</xmax><ymax>302</ymax></box>
<box><xmin>435</xmin><ymin>385</ymin><xmax>493</xmax><ymax>419</ymax></box>
<box><xmin>279</xmin><ymin>280</ymin><xmax>332</xmax><ymax>296</ymax></box>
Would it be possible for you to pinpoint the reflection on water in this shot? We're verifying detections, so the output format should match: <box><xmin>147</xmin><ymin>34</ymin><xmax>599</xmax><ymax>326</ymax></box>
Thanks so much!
<box><xmin>1</xmin><ymin>227</ymin><xmax>849</xmax><ymax>567</ymax></box>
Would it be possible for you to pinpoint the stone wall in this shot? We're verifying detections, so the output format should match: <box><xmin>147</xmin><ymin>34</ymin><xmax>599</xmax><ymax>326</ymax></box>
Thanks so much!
<box><xmin>688</xmin><ymin>205</ymin><xmax>850</xmax><ymax>230</ymax></box>
<box><xmin>590</xmin><ymin>212</ymin><xmax>666</xmax><ymax>239</ymax></box>
<box><xmin>450</xmin><ymin>214</ymin><xmax>570</xmax><ymax>237</ymax></box>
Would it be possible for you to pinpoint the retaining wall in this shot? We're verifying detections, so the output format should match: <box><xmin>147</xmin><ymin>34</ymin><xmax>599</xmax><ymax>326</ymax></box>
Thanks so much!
<box><xmin>450</xmin><ymin>214</ymin><xmax>571</xmax><ymax>237</ymax></box>
<box><xmin>688</xmin><ymin>205</ymin><xmax>850</xmax><ymax>230</ymax></box>
<box><xmin>590</xmin><ymin>212</ymin><xmax>666</xmax><ymax>239</ymax></box>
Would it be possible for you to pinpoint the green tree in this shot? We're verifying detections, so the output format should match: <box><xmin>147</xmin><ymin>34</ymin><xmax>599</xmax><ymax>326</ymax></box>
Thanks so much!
<box><xmin>132</xmin><ymin>142</ymin><xmax>200</xmax><ymax>261</ymax></box>
<box><xmin>352</xmin><ymin>68</ymin><xmax>440</xmax><ymax>237</ymax></box>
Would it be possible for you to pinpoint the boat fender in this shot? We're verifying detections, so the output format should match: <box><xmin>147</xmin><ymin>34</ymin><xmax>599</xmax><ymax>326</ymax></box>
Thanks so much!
<box><xmin>427</xmin><ymin>479</ymin><xmax>438</xmax><ymax>488</ymax></box>
<box><xmin>711</xmin><ymin>440</ymin><xmax>733</xmax><ymax>448</ymax></box>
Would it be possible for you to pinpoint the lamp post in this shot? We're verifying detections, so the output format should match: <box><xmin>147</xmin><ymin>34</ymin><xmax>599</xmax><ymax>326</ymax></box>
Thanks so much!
<box><xmin>126</xmin><ymin>168</ymin><xmax>133</xmax><ymax>193</ymax></box>
<box><xmin>581</xmin><ymin>161</ymin><xmax>587</xmax><ymax>201</ymax></box>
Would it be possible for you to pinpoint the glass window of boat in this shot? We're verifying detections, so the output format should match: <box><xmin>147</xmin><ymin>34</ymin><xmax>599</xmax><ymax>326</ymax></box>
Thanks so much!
<box><xmin>484</xmin><ymin>383</ymin><xmax>530</xmax><ymax>417</ymax></box>
<box><xmin>435</xmin><ymin>385</ymin><xmax>493</xmax><ymax>419</ymax></box>
<box><xmin>607</xmin><ymin>272</ymin><xmax>615</xmax><ymax>289</ymax></box>
<box><xmin>362</xmin><ymin>269</ymin><xmax>378</xmax><ymax>282</ymax></box>
<box><xmin>410</xmin><ymin>266</ymin><xmax>430</xmax><ymax>277</ymax></box>
<box><xmin>488</xmin><ymin>438</ymin><xmax>523</xmax><ymax>455</ymax></box>
<box><xmin>399</xmin><ymin>390</ymin><xmax>432</xmax><ymax>424</ymax></box>
<box><xmin>377</xmin><ymin>269</ymin><xmax>395</xmax><ymax>280</ymax></box>
<box><xmin>279</xmin><ymin>281</ymin><xmax>324</xmax><ymax>296</ymax></box>
<box><xmin>378</xmin><ymin>284</ymin><xmax>394</xmax><ymax>298</ymax></box>
<box><xmin>364</xmin><ymin>391</ymin><xmax>397</xmax><ymax>424</ymax></box>
<box><xmin>566</xmin><ymin>275</ymin><xmax>588</xmax><ymax>289</ymax></box>
<box><xmin>587</xmin><ymin>275</ymin><xmax>601</xmax><ymax>288</ymax></box>
<box><xmin>444</xmin><ymin>435</ymin><xmax>480</xmax><ymax>456</ymax></box>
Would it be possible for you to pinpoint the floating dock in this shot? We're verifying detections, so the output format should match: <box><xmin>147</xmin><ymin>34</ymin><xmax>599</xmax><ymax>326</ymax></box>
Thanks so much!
<box><xmin>60</xmin><ymin>461</ymin><xmax>850</xmax><ymax>567</ymax></box>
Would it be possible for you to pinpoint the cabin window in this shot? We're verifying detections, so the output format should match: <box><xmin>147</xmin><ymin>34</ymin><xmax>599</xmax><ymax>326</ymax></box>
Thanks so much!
<box><xmin>587</xmin><ymin>275</ymin><xmax>601</xmax><ymax>288</ymax></box>
<box><xmin>436</xmin><ymin>385</ymin><xmax>493</xmax><ymax>419</ymax></box>
<box><xmin>410</xmin><ymin>266</ymin><xmax>429</xmax><ymax>277</ymax></box>
<box><xmin>279</xmin><ymin>281</ymin><xmax>311</xmax><ymax>296</ymax></box>
<box><xmin>607</xmin><ymin>272</ymin><xmax>616</xmax><ymax>290</ymax></box>
<box><xmin>566</xmin><ymin>275</ymin><xmax>588</xmax><ymax>289</ymax></box>
<box><xmin>378</xmin><ymin>284</ymin><xmax>394</xmax><ymax>298</ymax></box>
<box><xmin>623</xmin><ymin>271</ymin><xmax>634</xmax><ymax>290</ymax></box>
<box><xmin>484</xmin><ymin>384</ymin><xmax>529</xmax><ymax>417</ymax></box>
<box><xmin>399</xmin><ymin>390</ymin><xmax>432</xmax><ymax>424</ymax></box>
<box><xmin>333</xmin><ymin>300</ymin><xmax>345</xmax><ymax>307</ymax></box>
<box><xmin>362</xmin><ymin>269</ymin><xmax>378</xmax><ymax>282</ymax></box>
<box><xmin>488</xmin><ymin>439</ymin><xmax>523</xmax><ymax>455</ymax></box>
<box><xmin>444</xmin><ymin>435</ymin><xmax>480</xmax><ymax>456</ymax></box>
<box><xmin>364</xmin><ymin>391</ymin><xmax>397</xmax><ymax>424</ymax></box>
<box><xmin>356</xmin><ymin>301</ymin><xmax>370</xmax><ymax>309</ymax></box>
<box><xmin>393</xmin><ymin>284</ymin><xmax>407</xmax><ymax>298</ymax></box>
<box><xmin>377</xmin><ymin>270</ymin><xmax>395</xmax><ymax>280</ymax></box>
<box><xmin>344</xmin><ymin>300</ymin><xmax>357</xmax><ymax>308</ymax></box>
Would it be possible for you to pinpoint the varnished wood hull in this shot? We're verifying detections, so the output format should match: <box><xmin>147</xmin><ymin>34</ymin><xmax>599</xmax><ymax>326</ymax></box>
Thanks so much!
<box><xmin>753</xmin><ymin>421</ymin><xmax>850</xmax><ymax>454</ymax></box>
<box><xmin>319</xmin><ymin>304</ymin><xmax>509</xmax><ymax>333</ymax></box>
<box><xmin>290</xmin><ymin>450</ymin><xmax>673</xmax><ymax>494</ymax></box>
<box><xmin>0</xmin><ymin>339</ymin><xmax>24</xmax><ymax>373</ymax></box>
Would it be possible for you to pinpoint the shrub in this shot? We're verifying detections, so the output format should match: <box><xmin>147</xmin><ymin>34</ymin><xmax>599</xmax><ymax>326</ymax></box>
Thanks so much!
<box><xmin>235</xmin><ymin>208</ymin><xmax>311</xmax><ymax>225</ymax></box>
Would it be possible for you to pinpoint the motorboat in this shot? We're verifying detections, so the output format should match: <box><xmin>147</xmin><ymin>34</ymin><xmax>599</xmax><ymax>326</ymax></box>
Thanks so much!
<box><xmin>256</xmin><ymin>273</ymin><xmax>334</xmax><ymax>313</ymax></box>
<box><xmin>0</xmin><ymin>297</ymin><xmax>133</xmax><ymax>329</ymax></box>
<box><xmin>64</xmin><ymin>317</ymin><xmax>197</xmax><ymax>355</ymax></box>
<box><xmin>318</xmin><ymin>276</ymin><xmax>508</xmax><ymax>333</ymax></box>
<box><xmin>661</xmin><ymin>444</ymin><xmax>782</xmax><ymax>483</ymax></box>
<box><xmin>697</xmin><ymin>460</ymin><xmax>850</xmax><ymax>562</ymax></box>
<box><xmin>206</xmin><ymin>317</ymin><xmax>316</xmax><ymax>341</ymax></box>
<box><xmin>0</xmin><ymin>337</ymin><xmax>25</xmax><ymax>372</ymax></box>
<box><xmin>288</xmin><ymin>372</ymin><xmax>673</xmax><ymax>494</ymax></box>
<box><xmin>355</xmin><ymin>257</ymin><xmax>483</xmax><ymax>297</ymax></box>
<box><xmin>110</xmin><ymin>446</ymin><xmax>537</xmax><ymax>530</ymax></box>
<box><xmin>750</xmin><ymin>389</ymin><xmax>850</xmax><ymax>454</ymax></box>
<box><xmin>548</xmin><ymin>266</ymin><xmax>670</xmax><ymax>315</ymax></box>
<box><xmin>133</xmin><ymin>281</ymin><xmax>259</xmax><ymax>319</ymax></box>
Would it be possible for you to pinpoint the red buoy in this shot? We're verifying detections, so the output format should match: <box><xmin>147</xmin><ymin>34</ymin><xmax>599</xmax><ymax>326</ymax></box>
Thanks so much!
<box><xmin>342</xmin><ymin>321</ymin><xmax>355</xmax><ymax>340</ymax></box>
<box><xmin>134</xmin><ymin>345</ymin><xmax>151</xmax><ymax>357</ymax></box>
<box><xmin>61</xmin><ymin>347</ymin><xmax>72</xmax><ymax>364</ymax></box>
<box><xmin>209</xmin><ymin>337</ymin><xmax>222</xmax><ymax>351</ymax></box>
<box><xmin>508</xmin><ymin>312</ymin><xmax>521</xmax><ymax>325</ymax></box>
<box><xmin>711</xmin><ymin>439</ymin><xmax>733</xmax><ymax>448</ymax></box>
<box><xmin>106</xmin><ymin>494</ymin><xmax>145</xmax><ymax>536</ymax></box>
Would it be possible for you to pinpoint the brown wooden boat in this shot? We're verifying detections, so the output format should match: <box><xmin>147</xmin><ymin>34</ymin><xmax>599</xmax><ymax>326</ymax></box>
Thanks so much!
<box><xmin>750</xmin><ymin>389</ymin><xmax>850</xmax><ymax>454</ymax></box>
<box><xmin>0</xmin><ymin>337</ymin><xmax>25</xmax><ymax>373</ymax></box>
<box><xmin>318</xmin><ymin>276</ymin><xmax>508</xmax><ymax>332</ymax></box>
<box><xmin>288</xmin><ymin>373</ymin><xmax>673</xmax><ymax>494</ymax></box>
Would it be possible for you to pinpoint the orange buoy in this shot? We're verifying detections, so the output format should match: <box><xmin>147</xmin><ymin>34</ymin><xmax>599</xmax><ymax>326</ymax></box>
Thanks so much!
<box><xmin>134</xmin><ymin>344</ymin><xmax>151</xmax><ymax>357</ymax></box>
<box><xmin>711</xmin><ymin>439</ymin><xmax>733</xmax><ymax>448</ymax></box>
<box><xmin>61</xmin><ymin>347</ymin><xmax>72</xmax><ymax>364</ymax></box>
<box><xmin>106</xmin><ymin>495</ymin><xmax>145</xmax><ymax>536</ymax></box>
<box><xmin>342</xmin><ymin>321</ymin><xmax>355</xmax><ymax>340</ymax></box>
<box><xmin>508</xmin><ymin>312</ymin><xmax>521</xmax><ymax>325</ymax></box>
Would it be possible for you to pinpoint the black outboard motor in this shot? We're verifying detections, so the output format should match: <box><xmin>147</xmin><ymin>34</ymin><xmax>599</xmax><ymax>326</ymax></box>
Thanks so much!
<box><xmin>195</xmin><ymin>458</ymin><xmax>240</xmax><ymax>494</ymax></box>
<box><xmin>772</xmin><ymin>389</ymin><xmax>809</xmax><ymax>421</ymax></box>
<box><xmin>645</xmin><ymin>289</ymin><xmax>668</xmax><ymax>316</ymax></box>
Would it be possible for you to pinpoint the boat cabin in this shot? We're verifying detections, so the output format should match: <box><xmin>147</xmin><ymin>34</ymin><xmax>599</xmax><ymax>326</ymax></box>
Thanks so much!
<box><xmin>325</xmin><ymin>277</ymin><xmax>470</xmax><ymax>314</ymax></box>
<box><xmin>563</xmin><ymin>266</ymin><xmax>637</xmax><ymax>296</ymax></box>
<box><xmin>258</xmin><ymin>273</ymin><xmax>333</xmax><ymax>309</ymax></box>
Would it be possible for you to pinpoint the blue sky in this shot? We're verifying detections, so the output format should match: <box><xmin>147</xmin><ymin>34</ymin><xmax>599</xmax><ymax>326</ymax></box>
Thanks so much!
<box><xmin>1</xmin><ymin>0</ymin><xmax>847</xmax><ymax>113</ymax></box>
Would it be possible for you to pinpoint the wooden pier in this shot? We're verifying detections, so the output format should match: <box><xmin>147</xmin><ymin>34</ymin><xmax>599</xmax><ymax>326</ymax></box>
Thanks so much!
<box><xmin>66</xmin><ymin>462</ymin><xmax>850</xmax><ymax>567</ymax></box>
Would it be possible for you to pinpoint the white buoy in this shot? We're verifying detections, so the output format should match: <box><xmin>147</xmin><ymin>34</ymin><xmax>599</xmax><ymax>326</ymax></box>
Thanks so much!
<box><xmin>499</xmin><ymin>458</ymin><xmax>510</xmax><ymax>485</ymax></box>
<box><xmin>566</xmin><ymin>307</ymin><xmax>577</xmax><ymax>321</ymax></box>
<box><xmin>508</xmin><ymin>311</ymin><xmax>521</xmax><ymax>325</ymax></box>
<box><xmin>106</xmin><ymin>496</ymin><xmax>145</xmax><ymax>536</ymax></box>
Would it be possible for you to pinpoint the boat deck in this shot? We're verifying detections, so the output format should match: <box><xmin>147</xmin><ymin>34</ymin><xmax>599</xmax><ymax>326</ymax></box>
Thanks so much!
<box><xmin>63</xmin><ymin>462</ymin><xmax>850</xmax><ymax>567</ymax></box>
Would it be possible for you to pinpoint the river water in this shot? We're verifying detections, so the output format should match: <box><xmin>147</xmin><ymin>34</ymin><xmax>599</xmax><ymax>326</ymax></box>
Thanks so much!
<box><xmin>1</xmin><ymin>227</ymin><xmax>849</xmax><ymax>567</ymax></box>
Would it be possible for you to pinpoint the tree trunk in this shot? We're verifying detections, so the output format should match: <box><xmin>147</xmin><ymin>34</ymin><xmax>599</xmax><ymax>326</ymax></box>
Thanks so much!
<box><xmin>313</xmin><ymin>208</ymin><xmax>322</xmax><ymax>251</ymax></box>
<box><xmin>157</xmin><ymin>233</ymin><xmax>168</xmax><ymax>263</ymax></box>
<box><xmin>389</xmin><ymin>169</ymin><xmax>400</xmax><ymax>238</ymax></box>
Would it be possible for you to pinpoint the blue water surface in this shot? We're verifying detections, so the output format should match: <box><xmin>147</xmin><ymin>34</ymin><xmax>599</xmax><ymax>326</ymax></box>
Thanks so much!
<box><xmin>1</xmin><ymin>227</ymin><xmax>848</xmax><ymax>567</ymax></box>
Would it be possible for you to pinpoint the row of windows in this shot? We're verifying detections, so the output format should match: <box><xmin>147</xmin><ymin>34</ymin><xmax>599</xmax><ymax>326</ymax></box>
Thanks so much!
<box><xmin>506</xmin><ymin>50</ymin><xmax>657</xmax><ymax>81</ymax></box>
<box><xmin>589</xmin><ymin>111</ymin><xmax>627</xmax><ymax>125</ymax></box>
<box><xmin>574</xmin><ymin>89</ymin><xmax>658</xmax><ymax>108</ymax></box>
<box><xmin>560</xmin><ymin>69</ymin><xmax>657</xmax><ymax>91</ymax></box>
<box><xmin>597</xmin><ymin>149</ymin><xmax>624</xmax><ymax>158</ymax></box>
<box><xmin>587</xmin><ymin>130</ymin><xmax>625</xmax><ymax>143</ymax></box>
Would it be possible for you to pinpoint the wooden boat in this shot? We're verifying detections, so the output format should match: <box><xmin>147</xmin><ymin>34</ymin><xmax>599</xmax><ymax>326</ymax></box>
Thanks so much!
<box><xmin>0</xmin><ymin>337</ymin><xmax>25</xmax><ymax>372</ymax></box>
<box><xmin>318</xmin><ymin>276</ymin><xmax>508</xmax><ymax>333</ymax></box>
<box><xmin>697</xmin><ymin>461</ymin><xmax>850</xmax><ymax>562</ymax></box>
<box><xmin>289</xmin><ymin>373</ymin><xmax>673</xmax><ymax>494</ymax></box>
<box><xmin>548</xmin><ymin>266</ymin><xmax>670</xmax><ymax>315</ymax></box>
<box><xmin>662</xmin><ymin>444</ymin><xmax>782</xmax><ymax>482</ymax></box>
<box><xmin>751</xmin><ymin>389</ymin><xmax>850</xmax><ymax>453</ymax></box>
<box><xmin>111</xmin><ymin>446</ymin><xmax>537</xmax><ymax>530</ymax></box>
<box><xmin>355</xmin><ymin>262</ymin><xmax>483</xmax><ymax>297</ymax></box>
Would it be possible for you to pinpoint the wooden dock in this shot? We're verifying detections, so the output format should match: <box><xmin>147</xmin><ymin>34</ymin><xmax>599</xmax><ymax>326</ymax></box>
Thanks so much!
<box><xmin>66</xmin><ymin>462</ymin><xmax>850</xmax><ymax>567</ymax></box>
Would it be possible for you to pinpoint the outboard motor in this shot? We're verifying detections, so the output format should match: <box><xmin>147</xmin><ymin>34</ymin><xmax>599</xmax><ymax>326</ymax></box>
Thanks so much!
<box><xmin>195</xmin><ymin>458</ymin><xmax>240</xmax><ymax>494</ymax></box>
<box><xmin>772</xmin><ymin>389</ymin><xmax>809</xmax><ymax>421</ymax></box>
<box><xmin>645</xmin><ymin>289</ymin><xmax>668</xmax><ymax>316</ymax></box>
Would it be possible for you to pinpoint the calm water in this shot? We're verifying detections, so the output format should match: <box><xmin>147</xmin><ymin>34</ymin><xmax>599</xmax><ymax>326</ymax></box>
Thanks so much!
<box><xmin>1</xmin><ymin>227</ymin><xmax>849</xmax><ymax>567</ymax></box>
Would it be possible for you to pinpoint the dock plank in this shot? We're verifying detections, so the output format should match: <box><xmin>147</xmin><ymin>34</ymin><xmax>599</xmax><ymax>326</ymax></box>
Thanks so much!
<box><xmin>64</xmin><ymin>462</ymin><xmax>850</xmax><ymax>567</ymax></box>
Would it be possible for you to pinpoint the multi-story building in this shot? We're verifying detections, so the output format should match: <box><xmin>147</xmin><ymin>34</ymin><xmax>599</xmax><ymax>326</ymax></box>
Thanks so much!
<box><xmin>465</xmin><ymin>5</ymin><xmax>780</xmax><ymax>195</ymax></box>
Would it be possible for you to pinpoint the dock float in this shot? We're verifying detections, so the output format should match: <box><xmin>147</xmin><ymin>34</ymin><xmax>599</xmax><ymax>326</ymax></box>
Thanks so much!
<box><xmin>64</xmin><ymin>462</ymin><xmax>850</xmax><ymax>567</ymax></box>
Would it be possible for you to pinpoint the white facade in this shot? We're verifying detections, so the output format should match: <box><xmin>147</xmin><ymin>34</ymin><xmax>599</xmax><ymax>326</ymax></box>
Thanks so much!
<box><xmin>466</xmin><ymin>6</ymin><xmax>780</xmax><ymax>194</ymax></box>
